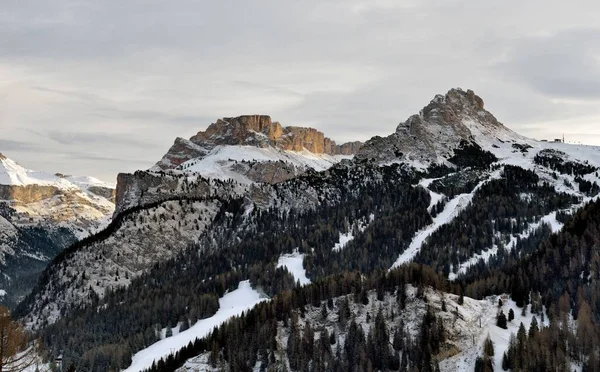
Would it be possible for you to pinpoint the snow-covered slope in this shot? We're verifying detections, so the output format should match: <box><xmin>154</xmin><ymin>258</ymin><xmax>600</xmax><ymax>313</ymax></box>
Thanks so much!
<box><xmin>125</xmin><ymin>280</ymin><xmax>267</xmax><ymax>372</ymax></box>
<box><xmin>0</xmin><ymin>153</ymin><xmax>115</xmax><ymax>306</ymax></box>
<box><xmin>21</xmin><ymin>198</ymin><xmax>220</xmax><ymax>329</ymax></box>
<box><xmin>176</xmin><ymin>145</ymin><xmax>351</xmax><ymax>184</ymax></box>
<box><xmin>173</xmin><ymin>284</ymin><xmax>546</xmax><ymax>372</ymax></box>
<box><xmin>150</xmin><ymin>115</ymin><xmax>360</xmax><ymax>185</ymax></box>
<box><xmin>0</xmin><ymin>153</ymin><xmax>115</xmax><ymax>190</ymax></box>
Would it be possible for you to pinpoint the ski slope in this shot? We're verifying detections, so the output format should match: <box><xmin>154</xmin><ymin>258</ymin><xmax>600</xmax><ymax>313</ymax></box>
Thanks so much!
<box><xmin>124</xmin><ymin>281</ymin><xmax>266</xmax><ymax>372</ymax></box>
<box><xmin>276</xmin><ymin>250</ymin><xmax>311</xmax><ymax>286</ymax></box>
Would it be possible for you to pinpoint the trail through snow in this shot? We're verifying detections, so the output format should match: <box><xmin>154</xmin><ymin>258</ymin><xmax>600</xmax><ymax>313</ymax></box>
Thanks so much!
<box><xmin>124</xmin><ymin>281</ymin><xmax>266</xmax><ymax>372</ymax></box>
<box><xmin>391</xmin><ymin>171</ymin><xmax>501</xmax><ymax>269</ymax></box>
<box><xmin>448</xmin><ymin>211</ymin><xmax>565</xmax><ymax>280</ymax></box>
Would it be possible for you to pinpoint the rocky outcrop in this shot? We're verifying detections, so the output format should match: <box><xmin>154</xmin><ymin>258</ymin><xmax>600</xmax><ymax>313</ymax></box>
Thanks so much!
<box><xmin>154</xmin><ymin>137</ymin><xmax>209</xmax><ymax>170</ymax></box>
<box><xmin>154</xmin><ymin>115</ymin><xmax>363</xmax><ymax>171</ymax></box>
<box><xmin>88</xmin><ymin>186</ymin><xmax>116</xmax><ymax>203</ymax></box>
<box><xmin>230</xmin><ymin>160</ymin><xmax>303</xmax><ymax>184</ymax></box>
<box><xmin>336</xmin><ymin>141</ymin><xmax>363</xmax><ymax>155</ymax></box>
<box><xmin>0</xmin><ymin>185</ymin><xmax>59</xmax><ymax>203</ymax></box>
<box><xmin>355</xmin><ymin>88</ymin><xmax>517</xmax><ymax>164</ymax></box>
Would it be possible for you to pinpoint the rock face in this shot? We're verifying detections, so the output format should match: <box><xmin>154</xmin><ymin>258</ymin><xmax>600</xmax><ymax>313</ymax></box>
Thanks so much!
<box><xmin>0</xmin><ymin>154</ymin><xmax>115</xmax><ymax>307</ymax></box>
<box><xmin>155</xmin><ymin>115</ymin><xmax>362</xmax><ymax>170</ymax></box>
<box><xmin>355</xmin><ymin>88</ymin><xmax>520</xmax><ymax>165</ymax></box>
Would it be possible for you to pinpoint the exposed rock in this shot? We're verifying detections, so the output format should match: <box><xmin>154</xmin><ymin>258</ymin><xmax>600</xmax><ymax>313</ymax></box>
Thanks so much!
<box><xmin>154</xmin><ymin>137</ymin><xmax>209</xmax><ymax>170</ymax></box>
<box><xmin>355</xmin><ymin>88</ymin><xmax>518</xmax><ymax>165</ymax></box>
<box><xmin>88</xmin><ymin>186</ymin><xmax>116</xmax><ymax>202</ymax></box>
<box><xmin>0</xmin><ymin>185</ymin><xmax>59</xmax><ymax>203</ymax></box>
<box><xmin>230</xmin><ymin>160</ymin><xmax>303</xmax><ymax>184</ymax></box>
<box><xmin>0</xmin><ymin>153</ymin><xmax>116</xmax><ymax>307</ymax></box>
<box><xmin>336</xmin><ymin>141</ymin><xmax>364</xmax><ymax>155</ymax></box>
<box><xmin>154</xmin><ymin>115</ymin><xmax>363</xmax><ymax>171</ymax></box>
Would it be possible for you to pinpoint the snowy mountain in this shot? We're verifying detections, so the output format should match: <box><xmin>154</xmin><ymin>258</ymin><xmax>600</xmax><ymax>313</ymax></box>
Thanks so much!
<box><xmin>355</xmin><ymin>88</ymin><xmax>524</xmax><ymax>167</ymax></box>
<box><xmin>150</xmin><ymin>114</ymin><xmax>361</xmax><ymax>184</ymax></box>
<box><xmin>14</xmin><ymin>88</ymin><xmax>600</xmax><ymax>371</ymax></box>
<box><xmin>0</xmin><ymin>153</ymin><xmax>115</xmax><ymax>306</ymax></box>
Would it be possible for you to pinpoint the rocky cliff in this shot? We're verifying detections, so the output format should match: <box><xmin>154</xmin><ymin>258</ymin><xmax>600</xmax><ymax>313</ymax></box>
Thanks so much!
<box><xmin>155</xmin><ymin>115</ymin><xmax>362</xmax><ymax>170</ymax></box>
<box><xmin>355</xmin><ymin>88</ymin><xmax>520</xmax><ymax>165</ymax></box>
<box><xmin>0</xmin><ymin>154</ymin><xmax>116</xmax><ymax>307</ymax></box>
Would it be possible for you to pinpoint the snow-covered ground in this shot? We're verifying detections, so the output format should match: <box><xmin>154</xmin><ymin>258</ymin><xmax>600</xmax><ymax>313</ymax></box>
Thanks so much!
<box><xmin>332</xmin><ymin>214</ymin><xmax>374</xmax><ymax>252</ymax></box>
<box><xmin>124</xmin><ymin>281</ymin><xmax>267</xmax><ymax>372</ymax></box>
<box><xmin>276</xmin><ymin>250</ymin><xmax>311</xmax><ymax>286</ymax></box>
<box><xmin>391</xmin><ymin>171</ymin><xmax>501</xmax><ymax>269</ymax></box>
<box><xmin>178</xmin><ymin>145</ymin><xmax>351</xmax><ymax>184</ymax></box>
<box><xmin>448</xmin><ymin>211</ymin><xmax>565</xmax><ymax>280</ymax></box>
<box><xmin>332</xmin><ymin>232</ymin><xmax>355</xmax><ymax>252</ymax></box>
<box><xmin>440</xmin><ymin>293</ymin><xmax>549</xmax><ymax>372</ymax></box>
<box><xmin>0</xmin><ymin>289</ymin><xmax>6</xmax><ymax>297</ymax></box>
<box><xmin>0</xmin><ymin>154</ymin><xmax>114</xmax><ymax>189</ymax></box>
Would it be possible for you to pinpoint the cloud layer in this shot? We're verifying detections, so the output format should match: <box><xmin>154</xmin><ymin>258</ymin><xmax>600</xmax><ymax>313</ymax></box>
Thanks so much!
<box><xmin>1</xmin><ymin>0</ymin><xmax>600</xmax><ymax>181</ymax></box>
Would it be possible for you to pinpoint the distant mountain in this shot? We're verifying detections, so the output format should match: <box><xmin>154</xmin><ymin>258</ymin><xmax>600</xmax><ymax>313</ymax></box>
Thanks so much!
<box><xmin>151</xmin><ymin>114</ymin><xmax>362</xmax><ymax>184</ymax></box>
<box><xmin>0</xmin><ymin>153</ymin><xmax>115</xmax><ymax>306</ymax></box>
<box><xmin>15</xmin><ymin>89</ymin><xmax>600</xmax><ymax>371</ymax></box>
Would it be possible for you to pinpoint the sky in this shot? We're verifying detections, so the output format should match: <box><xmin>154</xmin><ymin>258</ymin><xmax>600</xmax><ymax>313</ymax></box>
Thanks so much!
<box><xmin>1</xmin><ymin>1</ymin><xmax>600</xmax><ymax>182</ymax></box>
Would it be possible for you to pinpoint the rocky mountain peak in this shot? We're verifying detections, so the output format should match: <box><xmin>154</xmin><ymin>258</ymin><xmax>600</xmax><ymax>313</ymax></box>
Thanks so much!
<box><xmin>355</xmin><ymin>88</ymin><xmax>518</xmax><ymax>165</ymax></box>
<box><xmin>154</xmin><ymin>115</ymin><xmax>363</xmax><ymax>170</ymax></box>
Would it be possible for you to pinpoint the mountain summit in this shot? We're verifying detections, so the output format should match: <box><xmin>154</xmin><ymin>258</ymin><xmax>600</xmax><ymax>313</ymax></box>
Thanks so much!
<box><xmin>145</xmin><ymin>115</ymin><xmax>362</xmax><ymax>185</ymax></box>
<box><xmin>356</xmin><ymin>88</ymin><xmax>521</xmax><ymax>165</ymax></box>
<box><xmin>154</xmin><ymin>115</ymin><xmax>362</xmax><ymax>171</ymax></box>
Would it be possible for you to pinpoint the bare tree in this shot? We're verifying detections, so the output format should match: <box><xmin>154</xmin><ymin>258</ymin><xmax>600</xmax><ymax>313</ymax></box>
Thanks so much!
<box><xmin>0</xmin><ymin>306</ymin><xmax>38</xmax><ymax>372</ymax></box>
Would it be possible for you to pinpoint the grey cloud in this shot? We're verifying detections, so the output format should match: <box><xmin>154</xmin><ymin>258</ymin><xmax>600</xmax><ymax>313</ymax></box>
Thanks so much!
<box><xmin>45</xmin><ymin>131</ymin><xmax>153</xmax><ymax>148</ymax></box>
<box><xmin>496</xmin><ymin>29</ymin><xmax>600</xmax><ymax>100</ymax></box>
<box><xmin>0</xmin><ymin>139</ymin><xmax>39</xmax><ymax>152</ymax></box>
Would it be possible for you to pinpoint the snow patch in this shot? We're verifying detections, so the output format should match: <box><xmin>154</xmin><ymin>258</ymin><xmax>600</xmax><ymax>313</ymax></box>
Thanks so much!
<box><xmin>276</xmin><ymin>250</ymin><xmax>311</xmax><ymax>286</ymax></box>
<box><xmin>332</xmin><ymin>215</ymin><xmax>374</xmax><ymax>252</ymax></box>
<box><xmin>178</xmin><ymin>145</ymin><xmax>350</xmax><ymax>184</ymax></box>
<box><xmin>333</xmin><ymin>232</ymin><xmax>354</xmax><ymax>252</ymax></box>
<box><xmin>124</xmin><ymin>281</ymin><xmax>266</xmax><ymax>372</ymax></box>
<box><xmin>449</xmin><ymin>211</ymin><xmax>564</xmax><ymax>280</ymax></box>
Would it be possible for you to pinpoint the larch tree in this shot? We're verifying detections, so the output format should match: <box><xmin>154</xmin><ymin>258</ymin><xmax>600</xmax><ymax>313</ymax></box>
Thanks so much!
<box><xmin>0</xmin><ymin>305</ymin><xmax>38</xmax><ymax>372</ymax></box>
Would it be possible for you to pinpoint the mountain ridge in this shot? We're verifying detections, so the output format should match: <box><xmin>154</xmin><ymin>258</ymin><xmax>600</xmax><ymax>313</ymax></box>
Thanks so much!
<box><xmin>356</xmin><ymin>88</ymin><xmax>523</xmax><ymax>166</ymax></box>
<box><xmin>13</xmin><ymin>88</ymin><xmax>600</xmax><ymax>371</ymax></box>
<box><xmin>0</xmin><ymin>153</ymin><xmax>115</xmax><ymax>306</ymax></box>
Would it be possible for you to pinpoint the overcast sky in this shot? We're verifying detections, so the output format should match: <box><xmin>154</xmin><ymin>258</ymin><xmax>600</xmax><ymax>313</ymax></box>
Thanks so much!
<box><xmin>2</xmin><ymin>1</ymin><xmax>600</xmax><ymax>182</ymax></box>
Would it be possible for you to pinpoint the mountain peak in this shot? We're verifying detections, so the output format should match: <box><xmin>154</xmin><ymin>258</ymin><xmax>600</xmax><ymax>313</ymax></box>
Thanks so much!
<box><xmin>356</xmin><ymin>88</ymin><xmax>518</xmax><ymax>165</ymax></box>
<box><xmin>154</xmin><ymin>115</ymin><xmax>363</xmax><ymax>171</ymax></box>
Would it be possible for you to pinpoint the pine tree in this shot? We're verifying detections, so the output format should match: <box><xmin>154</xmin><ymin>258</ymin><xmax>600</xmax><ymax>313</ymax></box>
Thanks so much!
<box><xmin>502</xmin><ymin>351</ymin><xmax>510</xmax><ymax>371</ymax></box>
<box><xmin>484</xmin><ymin>336</ymin><xmax>494</xmax><ymax>357</ymax></box>
<box><xmin>528</xmin><ymin>316</ymin><xmax>539</xmax><ymax>338</ymax></box>
<box><xmin>508</xmin><ymin>308</ymin><xmax>515</xmax><ymax>322</ymax></box>
<box><xmin>496</xmin><ymin>310</ymin><xmax>508</xmax><ymax>329</ymax></box>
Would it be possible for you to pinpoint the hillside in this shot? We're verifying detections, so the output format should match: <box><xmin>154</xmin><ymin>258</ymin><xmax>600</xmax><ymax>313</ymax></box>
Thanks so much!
<box><xmin>14</xmin><ymin>88</ymin><xmax>600</xmax><ymax>371</ymax></box>
<box><xmin>0</xmin><ymin>153</ymin><xmax>115</xmax><ymax>307</ymax></box>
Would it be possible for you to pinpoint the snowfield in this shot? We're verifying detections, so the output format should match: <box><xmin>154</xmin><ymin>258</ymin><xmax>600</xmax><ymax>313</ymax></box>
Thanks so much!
<box><xmin>177</xmin><ymin>145</ymin><xmax>351</xmax><ymax>184</ymax></box>
<box><xmin>0</xmin><ymin>155</ymin><xmax>114</xmax><ymax>189</ymax></box>
<box><xmin>276</xmin><ymin>250</ymin><xmax>311</xmax><ymax>286</ymax></box>
<box><xmin>448</xmin><ymin>211</ymin><xmax>565</xmax><ymax>280</ymax></box>
<box><xmin>391</xmin><ymin>170</ymin><xmax>501</xmax><ymax>270</ymax></box>
<box><xmin>124</xmin><ymin>281</ymin><xmax>267</xmax><ymax>372</ymax></box>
